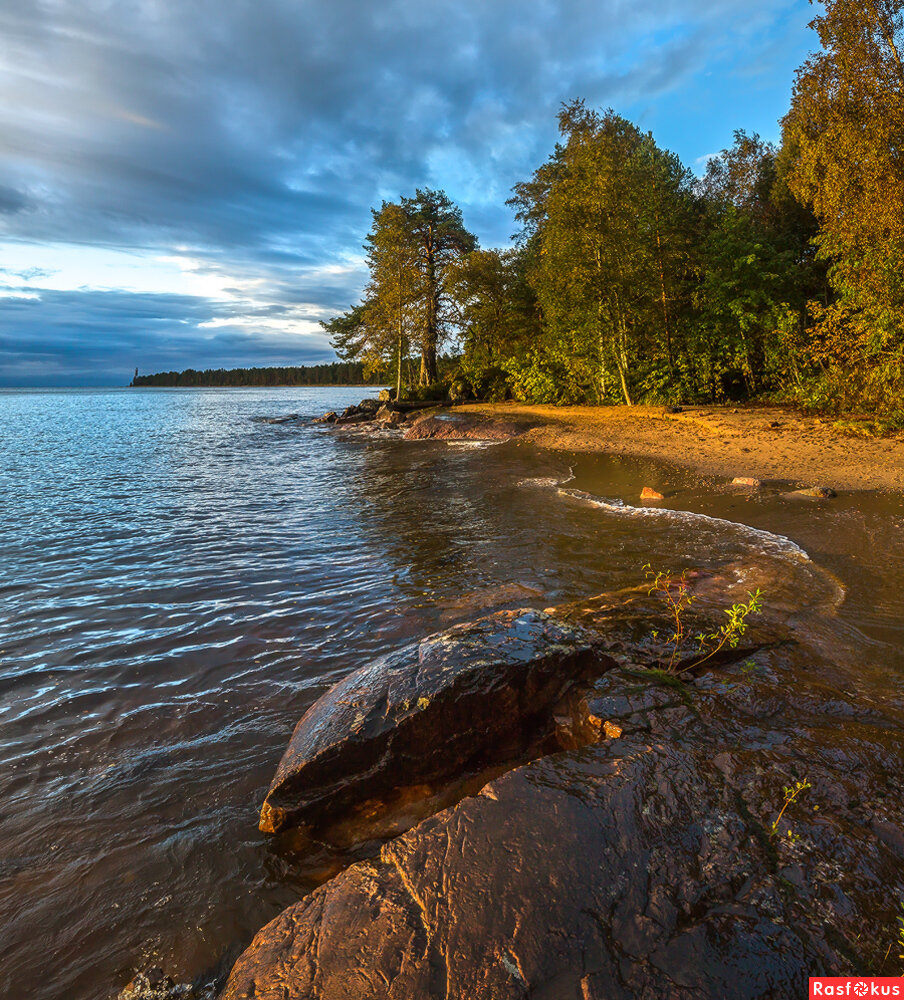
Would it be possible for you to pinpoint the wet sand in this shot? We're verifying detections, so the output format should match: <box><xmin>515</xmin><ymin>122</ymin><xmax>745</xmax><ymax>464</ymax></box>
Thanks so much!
<box><xmin>457</xmin><ymin>402</ymin><xmax>904</xmax><ymax>491</ymax></box>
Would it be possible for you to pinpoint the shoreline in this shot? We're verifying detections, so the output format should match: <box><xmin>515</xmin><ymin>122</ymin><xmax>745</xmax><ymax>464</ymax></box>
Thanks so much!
<box><xmin>455</xmin><ymin>402</ymin><xmax>904</xmax><ymax>492</ymax></box>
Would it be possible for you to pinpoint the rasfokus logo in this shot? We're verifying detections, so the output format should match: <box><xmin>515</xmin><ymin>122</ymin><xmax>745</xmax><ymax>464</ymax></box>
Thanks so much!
<box><xmin>809</xmin><ymin>979</ymin><xmax>903</xmax><ymax>997</ymax></box>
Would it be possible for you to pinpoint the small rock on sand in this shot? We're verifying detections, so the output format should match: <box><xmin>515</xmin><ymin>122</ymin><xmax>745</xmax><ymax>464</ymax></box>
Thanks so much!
<box><xmin>640</xmin><ymin>487</ymin><xmax>665</xmax><ymax>500</ymax></box>
<box><xmin>731</xmin><ymin>476</ymin><xmax>762</xmax><ymax>488</ymax></box>
<box><xmin>791</xmin><ymin>486</ymin><xmax>837</xmax><ymax>499</ymax></box>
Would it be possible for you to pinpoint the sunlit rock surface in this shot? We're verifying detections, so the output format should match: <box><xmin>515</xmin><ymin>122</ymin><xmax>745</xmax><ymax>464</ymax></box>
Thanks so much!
<box><xmin>403</xmin><ymin>411</ymin><xmax>528</xmax><ymax>441</ymax></box>
<box><xmin>259</xmin><ymin>609</ymin><xmax>603</xmax><ymax>834</ymax></box>
<box><xmin>228</xmin><ymin>590</ymin><xmax>904</xmax><ymax>1000</ymax></box>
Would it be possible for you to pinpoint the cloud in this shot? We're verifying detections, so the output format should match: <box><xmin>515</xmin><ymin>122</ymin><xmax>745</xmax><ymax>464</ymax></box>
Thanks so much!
<box><xmin>0</xmin><ymin>183</ymin><xmax>28</xmax><ymax>215</ymax></box>
<box><xmin>0</xmin><ymin>0</ymin><xmax>813</xmax><ymax>383</ymax></box>
<box><xmin>0</xmin><ymin>285</ymin><xmax>336</xmax><ymax>386</ymax></box>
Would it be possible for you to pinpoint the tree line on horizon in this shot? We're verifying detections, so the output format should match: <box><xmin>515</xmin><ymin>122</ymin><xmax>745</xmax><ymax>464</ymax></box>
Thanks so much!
<box><xmin>130</xmin><ymin>361</ymin><xmax>383</xmax><ymax>387</ymax></box>
<box><xmin>323</xmin><ymin>0</ymin><xmax>904</xmax><ymax>421</ymax></box>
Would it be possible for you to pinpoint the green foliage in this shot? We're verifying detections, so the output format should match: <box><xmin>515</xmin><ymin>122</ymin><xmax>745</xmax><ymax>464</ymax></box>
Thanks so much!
<box><xmin>643</xmin><ymin>564</ymin><xmax>763</xmax><ymax>674</ymax></box>
<box><xmin>643</xmin><ymin>565</ymin><xmax>696</xmax><ymax>672</ymax></box>
<box><xmin>832</xmin><ymin>416</ymin><xmax>904</xmax><ymax>437</ymax></box>
<box><xmin>506</xmin><ymin>349</ymin><xmax>589</xmax><ymax>405</ymax></box>
<box><xmin>770</xmin><ymin>778</ymin><xmax>812</xmax><ymax>841</ymax></box>
<box><xmin>692</xmin><ymin>131</ymin><xmax>826</xmax><ymax>402</ymax></box>
<box><xmin>510</xmin><ymin>102</ymin><xmax>697</xmax><ymax>406</ymax></box>
<box><xmin>322</xmin><ymin>189</ymin><xmax>476</xmax><ymax>398</ymax></box>
<box><xmin>781</xmin><ymin>0</ymin><xmax>904</xmax><ymax>415</ymax></box>
<box><xmin>322</xmin><ymin>304</ymin><xmax>369</xmax><ymax>364</ymax></box>
<box><xmin>408</xmin><ymin>380</ymin><xmax>447</xmax><ymax>402</ymax></box>
<box><xmin>897</xmin><ymin>900</ymin><xmax>904</xmax><ymax>965</ymax></box>
<box><xmin>447</xmin><ymin>246</ymin><xmax>541</xmax><ymax>400</ymax></box>
<box><xmin>692</xmin><ymin>590</ymin><xmax>764</xmax><ymax>669</ymax></box>
<box><xmin>308</xmin><ymin>9</ymin><xmax>901</xmax><ymax>420</ymax></box>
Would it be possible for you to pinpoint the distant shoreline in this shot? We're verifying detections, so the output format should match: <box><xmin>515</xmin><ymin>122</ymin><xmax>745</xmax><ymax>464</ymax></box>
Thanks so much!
<box><xmin>130</xmin><ymin>361</ymin><xmax>384</xmax><ymax>388</ymax></box>
<box><xmin>129</xmin><ymin>382</ymin><xmax>384</xmax><ymax>388</ymax></box>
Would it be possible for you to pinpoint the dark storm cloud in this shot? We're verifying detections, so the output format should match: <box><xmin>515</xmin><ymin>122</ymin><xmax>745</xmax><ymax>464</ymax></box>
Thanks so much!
<box><xmin>0</xmin><ymin>0</ymin><xmax>808</xmax><ymax>382</ymax></box>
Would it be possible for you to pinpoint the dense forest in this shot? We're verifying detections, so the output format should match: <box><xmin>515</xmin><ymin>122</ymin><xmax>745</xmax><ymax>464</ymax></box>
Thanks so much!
<box><xmin>130</xmin><ymin>362</ymin><xmax>383</xmax><ymax>387</ymax></box>
<box><xmin>324</xmin><ymin>0</ymin><xmax>904</xmax><ymax>421</ymax></box>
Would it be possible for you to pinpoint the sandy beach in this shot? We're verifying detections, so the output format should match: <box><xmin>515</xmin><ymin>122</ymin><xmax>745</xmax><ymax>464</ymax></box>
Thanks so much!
<box><xmin>456</xmin><ymin>402</ymin><xmax>904</xmax><ymax>492</ymax></box>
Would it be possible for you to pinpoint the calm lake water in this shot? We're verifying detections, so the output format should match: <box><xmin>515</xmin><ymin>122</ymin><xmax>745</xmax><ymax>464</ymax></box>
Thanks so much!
<box><xmin>1</xmin><ymin>387</ymin><xmax>903</xmax><ymax>1000</ymax></box>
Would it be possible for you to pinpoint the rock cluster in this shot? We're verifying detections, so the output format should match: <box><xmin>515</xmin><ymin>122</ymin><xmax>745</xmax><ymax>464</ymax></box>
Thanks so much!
<box><xmin>219</xmin><ymin>588</ymin><xmax>904</xmax><ymax>999</ymax></box>
<box><xmin>309</xmin><ymin>397</ymin><xmax>529</xmax><ymax>442</ymax></box>
<box><xmin>312</xmin><ymin>399</ymin><xmax>382</xmax><ymax>425</ymax></box>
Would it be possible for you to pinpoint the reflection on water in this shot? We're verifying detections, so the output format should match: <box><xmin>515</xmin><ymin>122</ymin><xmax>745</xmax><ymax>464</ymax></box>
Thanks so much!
<box><xmin>0</xmin><ymin>388</ymin><xmax>902</xmax><ymax>999</ymax></box>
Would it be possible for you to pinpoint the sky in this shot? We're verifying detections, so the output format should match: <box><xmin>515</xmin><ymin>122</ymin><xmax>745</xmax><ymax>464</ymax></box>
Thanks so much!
<box><xmin>0</xmin><ymin>0</ymin><xmax>817</xmax><ymax>387</ymax></box>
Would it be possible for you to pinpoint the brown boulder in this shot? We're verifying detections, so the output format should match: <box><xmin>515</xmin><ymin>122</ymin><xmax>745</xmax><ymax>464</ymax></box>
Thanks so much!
<box><xmin>403</xmin><ymin>412</ymin><xmax>526</xmax><ymax>442</ymax></box>
<box><xmin>376</xmin><ymin>405</ymin><xmax>404</xmax><ymax>426</ymax></box>
<box><xmin>258</xmin><ymin>610</ymin><xmax>604</xmax><ymax>835</ymax></box>
<box><xmin>225</xmin><ymin>630</ymin><xmax>904</xmax><ymax>1000</ymax></box>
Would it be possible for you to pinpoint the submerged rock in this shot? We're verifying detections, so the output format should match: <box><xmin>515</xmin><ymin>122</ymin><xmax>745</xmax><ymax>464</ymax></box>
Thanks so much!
<box><xmin>258</xmin><ymin>609</ymin><xmax>604</xmax><ymax>835</ymax></box>
<box><xmin>258</xmin><ymin>414</ymin><xmax>300</xmax><ymax>424</ymax></box>
<box><xmin>117</xmin><ymin>968</ymin><xmax>214</xmax><ymax>1000</ymax></box>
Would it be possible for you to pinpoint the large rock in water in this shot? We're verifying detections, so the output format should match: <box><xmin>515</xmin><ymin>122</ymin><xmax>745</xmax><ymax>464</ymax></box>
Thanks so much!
<box><xmin>258</xmin><ymin>609</ymin><xmax>603</xmax><ymax>834</ymax></box>
<box><xmin>225</xmin><ymin>628</ymin><xmax>904</xmax><ymax>999</ymax></box>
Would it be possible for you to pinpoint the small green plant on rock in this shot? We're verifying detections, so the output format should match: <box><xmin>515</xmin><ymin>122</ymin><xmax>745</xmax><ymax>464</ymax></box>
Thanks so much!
<box><xmin>770</xmin><ymin>778</ymin><xmax>812</xmax><ymax>841</ymax></box>
<box><xmin>642</xmin><ymin>564</ymin><xmax>763</xmax><ymax>674</ymax></box>
<box><xmin>898</xmin><ymin>900</ymin><xmax>904</xmax><ymax>967</ymax></box>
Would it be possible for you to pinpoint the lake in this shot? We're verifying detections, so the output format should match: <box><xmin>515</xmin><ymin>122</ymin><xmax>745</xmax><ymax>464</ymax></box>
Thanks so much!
<box><xmin>1</xmin><ymin>387</ymin><xmax>902</xmax><ymax>999</ymax></box>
